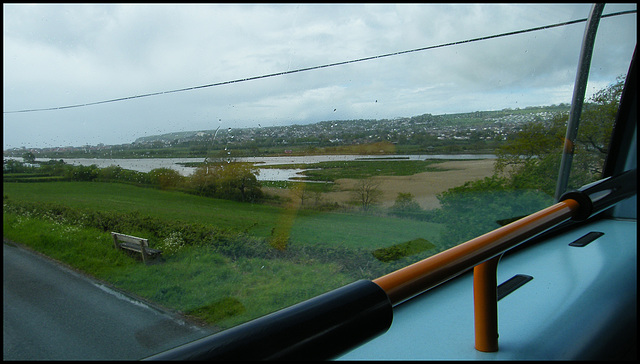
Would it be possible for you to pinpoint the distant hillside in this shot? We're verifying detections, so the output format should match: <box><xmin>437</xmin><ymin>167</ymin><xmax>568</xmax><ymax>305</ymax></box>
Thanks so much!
<box><xmin>134</xmin><ymin>104</ymin><xmax>570</xmax><ymax>145</ymax></box>
<box><xmin>6</xmin><ymin>104</ymin><xmax>571</xmax><ymax>159</ymax></box>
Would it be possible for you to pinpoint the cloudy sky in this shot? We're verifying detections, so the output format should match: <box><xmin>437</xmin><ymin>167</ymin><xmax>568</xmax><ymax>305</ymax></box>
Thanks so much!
<box><xmin>3</xmin><ymin>3</ymin><xmax>636</xmax><ymax>149</ymax></box>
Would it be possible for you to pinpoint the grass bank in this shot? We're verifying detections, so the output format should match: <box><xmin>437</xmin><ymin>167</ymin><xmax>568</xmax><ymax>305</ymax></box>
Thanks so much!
<box><xmin>2</xmin><ymin>210</ymin><xmax>352</xmax><ymax>329</ymax></box>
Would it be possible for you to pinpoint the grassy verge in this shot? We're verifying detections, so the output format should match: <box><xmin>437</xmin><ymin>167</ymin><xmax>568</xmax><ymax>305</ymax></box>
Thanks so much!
<box><xmin>3</xmin><ymin>210</ymin><xmax>353</xmax><ymax>329</ymax></box>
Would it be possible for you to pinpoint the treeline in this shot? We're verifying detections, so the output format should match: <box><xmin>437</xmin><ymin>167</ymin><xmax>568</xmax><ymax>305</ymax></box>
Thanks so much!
<box><xmin>3</xmin><ymin>159</ymin><xmax>264</xmax><ymax>203</ymax></box>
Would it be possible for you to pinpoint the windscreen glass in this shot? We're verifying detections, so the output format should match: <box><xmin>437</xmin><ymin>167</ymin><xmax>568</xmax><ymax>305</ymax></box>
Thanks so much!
<box><xmin>3</xmin><ymin>3</ymin><xmax>636</xmax><ymax>360</ymax></box>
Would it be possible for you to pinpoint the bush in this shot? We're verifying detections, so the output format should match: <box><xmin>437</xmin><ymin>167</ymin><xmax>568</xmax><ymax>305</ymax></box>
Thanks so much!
<box><xmin>186</xmin><ymin>297</ymin><xmax>246</xmax><ymax>324</ymax></box>
<box><xmin>189</xmin><ymin>163</ymin><xmax>263</xmax><ymax>202</ymax></box>
<box><xmin>64</xmin><ymin>164</ymin><xmax>100</xmax><ymax>181</ymax></box>
<box><xmin>3</xmin><ymin>159</ymin><xmax>34</xmax><ymax>173</ymax></box>
<box><xmin>372</xmin><ymin>238</ymin><xmax>436</xmax><ymax>263</ymax></box>
<box><xmin>148</xmin><ymin>168</ymin><xmax>185</xmax><ymax>190</ymax></box>
<box><xmin>390</xmin><ymin>192</ymin><xmax>421</xmax><ymax>213</ymax></box>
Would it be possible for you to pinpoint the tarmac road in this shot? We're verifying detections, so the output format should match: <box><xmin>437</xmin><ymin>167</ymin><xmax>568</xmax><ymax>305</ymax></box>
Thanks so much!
<box><xmin>3</xmin><ymin>241</ymin><xmax>213</xmax><ymax>360</ymax></box>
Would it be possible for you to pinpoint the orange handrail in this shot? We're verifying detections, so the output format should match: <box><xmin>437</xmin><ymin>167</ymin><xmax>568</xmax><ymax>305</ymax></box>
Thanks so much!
<box><xmin>474</xmin><ymin>257</ymin><xmax>500</xmax><ymax>352</ymax></box>
<box><xmin>371</xmin><ymin>170</ymin><xmax>635</xmax><ymax>352</ymax></box>
<box><xmin>372</xmin><ymin>198</ymin><xmax>580</xmax><ymax>352</ymax></box>
<box><xmin>373</xmin><ymin>198</ymin><xmax>580</xmax><ymax>306</ymax></box>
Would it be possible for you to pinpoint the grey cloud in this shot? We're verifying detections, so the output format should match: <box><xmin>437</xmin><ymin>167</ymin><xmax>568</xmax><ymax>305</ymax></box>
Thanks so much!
<box><xmin>3</xmin><ymin>3</ymin><xmax>636</xmax><ymax>149</ymax></box>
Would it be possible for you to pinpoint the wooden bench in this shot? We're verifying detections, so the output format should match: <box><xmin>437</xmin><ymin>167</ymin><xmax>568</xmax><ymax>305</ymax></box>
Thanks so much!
<box><xmin>111</xmin><ymin>232</ymin><xmax>162</xmax><ymax>263</ymax></box>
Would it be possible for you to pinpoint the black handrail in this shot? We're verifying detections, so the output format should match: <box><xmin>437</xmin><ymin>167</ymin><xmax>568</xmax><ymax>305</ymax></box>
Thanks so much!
<box><xmin>143</xmin><ymin>280</ymin><xmax>392</xmax><ymax>360</ymax></box>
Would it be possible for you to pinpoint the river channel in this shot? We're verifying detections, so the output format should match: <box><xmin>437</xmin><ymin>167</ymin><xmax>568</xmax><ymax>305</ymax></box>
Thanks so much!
<box><xmin>29</xmin><ymin>154</ymin><xmax>496</xmax><ymax>182</ymax></box>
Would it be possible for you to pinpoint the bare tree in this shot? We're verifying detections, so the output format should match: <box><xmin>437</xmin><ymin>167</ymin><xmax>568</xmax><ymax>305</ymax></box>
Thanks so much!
<box><xmin>350</xmin><ymin>178</ymin><xmax>383</xmax><ymax>211</ymax></box>
<box><xmin>290</xmin><ymin>183</ymin><xmax>308</xmax><ymax>206</ymax></box>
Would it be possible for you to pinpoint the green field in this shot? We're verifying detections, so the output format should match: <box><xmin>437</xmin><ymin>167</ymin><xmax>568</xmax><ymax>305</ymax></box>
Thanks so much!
<box><xmin>3</xmin><ymin>182</ymin><xmax>443</xmax><ymax>250</ymax></box>
<box><xmin>3</xmin><ymin>181</ymin><xmax>281</xmax><ymax>236</ymax></box>
<box><xmin>289</xmin><ymin>209</ymin><xmax>442</xmax><ymax>250</ymax></box>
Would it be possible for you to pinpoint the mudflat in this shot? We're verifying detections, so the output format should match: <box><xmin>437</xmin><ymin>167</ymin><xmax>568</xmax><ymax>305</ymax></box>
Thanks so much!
<box><xmin>267</xmin><ymin>159</ymin><xmax>496</xmax><ymax>210</ymax></box>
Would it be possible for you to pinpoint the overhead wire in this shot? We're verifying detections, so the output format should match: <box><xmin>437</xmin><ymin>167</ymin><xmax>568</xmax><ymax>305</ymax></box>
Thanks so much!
<box><xmin>3</xmin><ymin>9</ymin><xmax>636</xmax><ymax>115</ymax></box>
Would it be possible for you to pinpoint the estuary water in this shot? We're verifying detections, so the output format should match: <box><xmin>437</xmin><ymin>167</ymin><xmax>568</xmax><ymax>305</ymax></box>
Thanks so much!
<box><xmin>27</xmin><ymin>154</ymin><xmax>496</xmax><ymax>182</ymax></box>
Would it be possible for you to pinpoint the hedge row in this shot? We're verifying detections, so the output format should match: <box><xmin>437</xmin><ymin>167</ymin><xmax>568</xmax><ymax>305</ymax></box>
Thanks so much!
<box><xmin>2</xmin><ymin>197</ymin><xmax>389</xmax><ymax>279</ymax></box>
<box><xmin>2</xmin><ymin>198</ymin><xmax>231</xmax><ymax>248</ymax></box>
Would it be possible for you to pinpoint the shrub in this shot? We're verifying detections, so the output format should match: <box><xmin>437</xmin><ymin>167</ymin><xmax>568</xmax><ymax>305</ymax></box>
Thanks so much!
<box><xmin>372</xmin><ymin>238</ymin><xmax>436</xmax><ymax>263</ymax></box>
<box><xmin>148</xmin><ymin>168</ymin><xmax>185</xmax><ymax>190</ymax></box>
<box><xmin>186</xmin><ymin>297</ymin><xmax>246</xmax><ymax>324</ymax></box>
